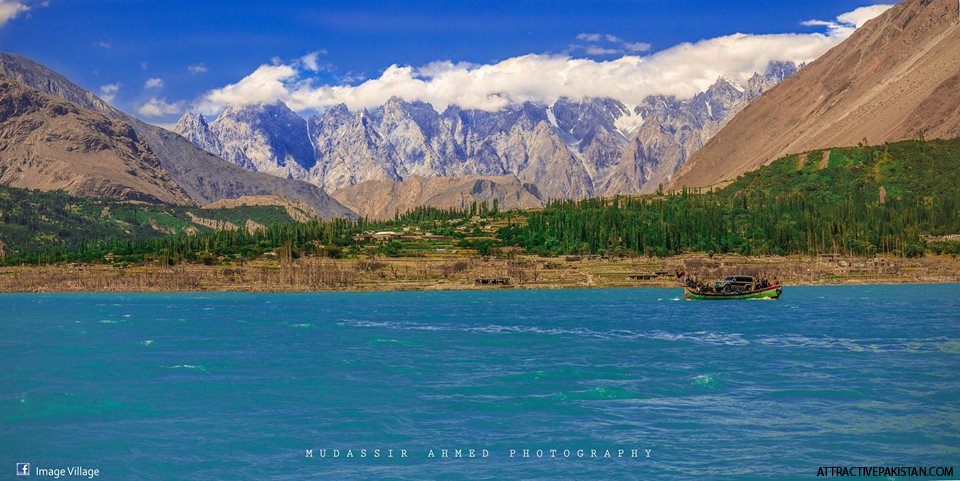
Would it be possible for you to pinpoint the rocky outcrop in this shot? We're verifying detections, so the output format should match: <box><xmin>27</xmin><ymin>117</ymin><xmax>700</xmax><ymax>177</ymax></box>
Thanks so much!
<box><xmin>185</xmin><ymin>212</ymin><xmax>238</xmax><ymax>231</ymax></box>
<box><xmin>244</xmin><ymin>219</ymin><xmax>266</xmax><ymax>234</ymax></box>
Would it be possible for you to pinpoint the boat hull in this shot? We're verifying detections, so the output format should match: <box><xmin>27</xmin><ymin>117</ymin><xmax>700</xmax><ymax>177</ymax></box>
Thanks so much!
<box><xmin>684</xmin><ymin>286</ymin><xmax>782</xmax><ymax>300</ymax></box>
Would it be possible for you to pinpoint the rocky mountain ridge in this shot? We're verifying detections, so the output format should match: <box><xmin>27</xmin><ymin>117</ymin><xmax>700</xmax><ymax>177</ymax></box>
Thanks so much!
<box><xmin>177</xmin><ymin>61</ymin><xmax>798</xmax><ymax>199</ymax></box>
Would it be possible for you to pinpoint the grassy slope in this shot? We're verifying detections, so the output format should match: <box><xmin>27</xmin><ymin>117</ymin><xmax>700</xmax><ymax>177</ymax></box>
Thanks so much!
<box><xmin>0</xmin><ymin>186</ymin><xmax>295</xmax><ymax>253</ymax></box>
<box><xmin>722</xmin><ymin>139</ymin><xmax>960</xmax><ymax>202</ymax></box>
<box><xmin>509</xmin><ymin>138</ymin><xmax>960</xmax><ymax>257</ymax></box>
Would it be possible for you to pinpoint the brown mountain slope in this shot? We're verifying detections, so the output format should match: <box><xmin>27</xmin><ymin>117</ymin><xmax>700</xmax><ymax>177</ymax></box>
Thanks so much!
<box><xmin>0</xmin><ymin>75</ymin><xmax>192</xmax><ymax>204</ymax></box>
<box><xmin>332</xmin><ymin>175</ymin><xmax>544</xmax><ymax>220</ymax></box>
<box><xmin>671</xmin><ymin>0</ymin><xmax>960</xmax><ymax>189</ymax></box>
<box><xmin>0</xmin><ymin>52</ymin><xmax>354</xmax><ymax>218</ymax></box>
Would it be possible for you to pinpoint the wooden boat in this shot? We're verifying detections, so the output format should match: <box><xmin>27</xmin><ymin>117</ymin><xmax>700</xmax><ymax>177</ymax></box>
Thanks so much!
<box><xmin>684</xmin><ymin>285</ymin><xmax>782</xmax><ymax>300</ymax></box>
<box><xmin>682</xmin><ymin>274</ymin><xmax>782</xmax><ymax>300</ymax></box>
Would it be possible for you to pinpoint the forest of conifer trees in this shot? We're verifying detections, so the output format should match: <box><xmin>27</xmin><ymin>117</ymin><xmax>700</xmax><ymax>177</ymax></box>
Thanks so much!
<box><xmin>1</xmin><ymin>138</ymin><xmax>958</xmax><ymax>266</ymax></box>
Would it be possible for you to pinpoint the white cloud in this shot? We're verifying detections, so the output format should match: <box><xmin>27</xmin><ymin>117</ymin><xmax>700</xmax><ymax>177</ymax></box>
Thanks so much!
<box><xmin>584</xmin><ymin>46</ymin><xmax>621</xmax><ymax>55</ymax></box>
<box><xmin>198</xmin><ymin>4</ymin><xmax>894</xmax><ymax>114</ymax></box>
<box><xmin>802</xmin><ymin>4</ymin><xmax>894</xmax><ymax>36</ymax></box>
<box><xmin>196</xmin><ymin>64</ymin><xmax>297</xmax><ymax>113</ymax></box>
<box><xmin>94</xmin><ymin>40</ymin><xmax>111</xmax><ymax>48</ymax></box>
<box><xmin>137</xmin><ymin>97</ymin><xmax>184</xmax><ymax>117</ymax></box>
<box><xmin>0</xmin><ymin>0</ymin><xmax>29</xmax><ymax>27</ymax></box>
<box><xmin>837</xmin><ymin>4</ymin><xmax>894</xmax><ymax>27</ymax></box>
<box><xmin>144</xmin><ymin>77</ymin><xmax>164</xmax><ymax>89</ymax></box>
<box><xmin>139</xmin><ymin>61</ymin><xmax>149</xmax><ymax>71</ymax></box>
<box><xmin>572</xmin><ymin>32</ymin><xmax>650</xmax><ymax>56</ymax></box>
<box><xmin>300</xmin><ymin>50</ymin><xmax>327</xmax><ymax>72</ymax></box>
<box><xmin>187</xmin><ymin>63</ymin><xmax>208</xmax><ymax>74</ymax></box>
<box><xmin>624</xmin><ymin>42</ymin><xmax>652</xmax><ymax>53</ymax></box>
<box><xmin>337</xmin><ymin>71</ymin><xmax>367</xmax><ymax>84</ymax></box>
<box><xmin>98</xmin><ymin>83</ymin><xmax>120</xmax><ymax>103</ymax></box>
<box><xmin>416</xmin><ymin>60</ymin><xmax>478</xmax><ymax>78</ymax></box>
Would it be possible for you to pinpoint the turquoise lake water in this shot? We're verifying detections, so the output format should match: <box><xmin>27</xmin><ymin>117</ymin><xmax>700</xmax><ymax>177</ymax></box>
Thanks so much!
<box><xmin>2</xmin><ymin>285</ymin><xmax>959</xmax><ymax>480</ymax></box>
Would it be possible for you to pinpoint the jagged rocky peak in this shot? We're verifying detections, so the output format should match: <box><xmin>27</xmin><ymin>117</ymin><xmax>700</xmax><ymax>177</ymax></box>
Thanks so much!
<box><xmin>174</xmin><ymin>111</ymin><xmax>222</xmax><ymax>156</ymax></box>
<box><xmin>439</xmin><ymin>103</ymin><xmax>465</xmax><ymax>120</ymax></box>
<box><xmin>710</xmin><ymin>76</ymin><xmax>746</xmax><ymax>96</ymax></box>
<box><xmin>307</xmin><ymin>103</ymin><xmax>353</xmax><ymax>134</ymax></box>
<box><xmin>763</xmin><ymin>60</ymin><xmax>799</xmax><ymax>82</ymax></box>
<box><xmin>516</xmin><ymin>101</ymin><xmax>550</xmax><ymax>126</ymax></box>
<box><xmin>490</xmin><ymin>101</ymin><xmax>549</xmax><ymax>131</ymax></box>
<box><xmin>379</xmin><ymin>96</ymin><xmax>439</xmax><ymax>126</ymax></box>
<box><xmin>694</xmin><ymin>77</ymin><xmax>749</xmax><ymax>122</ymax></box>
<box><xmin>175</xmin><ymin>110</ymin><xmax>206</xmax><ymax>129</ymax></box>
<box><xmin>323</xmin><ymin>103</ymin><xmax>352</xmax><ymax>121</ymax></box>
<box><xmin>173</xmin><ymin>60</ymin><xmax>797</xmax><ymax>200</ymax></box>
<box><xmin>207</xmin><ymin>100</ymin><xmax>316</xmax><ymax>175</ymax></box>
<box><xmin>635</xmin><ymin>112</ymin><xmax>664</xmax><ymax>136</ymax></box>
<box><xmin>552</xmin><ymin>97</ymin><xmax>629</xmax><ymax>136</ymax></box>
<box><xmin>216</xmin><ymin>101</ymin><xmax>309</xmax><ymax>137</ymax></box>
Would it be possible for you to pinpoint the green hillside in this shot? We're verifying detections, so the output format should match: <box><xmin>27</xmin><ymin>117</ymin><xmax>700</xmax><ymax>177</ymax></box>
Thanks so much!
<box><xmin>0</xmin><ymin>186</ymin><xmax>297</xmax><ymax>258</ymax></box>
<box><xmin>505</xmin><ymin>138</ymin><xmax>960</xmax><ymax>257</ymax></box>
<box><xmin>725</xmin><ymin>139</ymin><xmax>959</xmax><ymax>202</ymax></box>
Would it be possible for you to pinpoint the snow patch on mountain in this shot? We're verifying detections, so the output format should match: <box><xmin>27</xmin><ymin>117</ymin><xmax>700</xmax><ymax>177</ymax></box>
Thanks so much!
<box><xmin>614</xmin><ymin>109</ymin><xmax>645</xmax><ymax>137</ymax></box>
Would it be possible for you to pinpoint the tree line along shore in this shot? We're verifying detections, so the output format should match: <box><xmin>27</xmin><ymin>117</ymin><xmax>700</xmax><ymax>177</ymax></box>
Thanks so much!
<box><xmin>0</xmin><ymin>138</ymin><xmax>958</xmax><ymax>291</ymax></box>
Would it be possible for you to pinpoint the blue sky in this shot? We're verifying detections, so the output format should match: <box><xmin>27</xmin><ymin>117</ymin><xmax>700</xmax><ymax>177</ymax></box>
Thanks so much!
<box><xmin>0</xmin><ymin>0</ymin><xmax>893</xmax><ymax>123</ymax></box>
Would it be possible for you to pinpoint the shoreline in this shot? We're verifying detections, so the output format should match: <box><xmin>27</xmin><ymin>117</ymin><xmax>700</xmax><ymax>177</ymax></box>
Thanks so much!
<box><xmin>1</xmin><ymin>253</ymin><xmax>957</xmax><ymax>293</ymax></box>
<box><xmin>0</xmin><ymin>281</ymin><xmax>956</xmax><ymax>296</ymax></box>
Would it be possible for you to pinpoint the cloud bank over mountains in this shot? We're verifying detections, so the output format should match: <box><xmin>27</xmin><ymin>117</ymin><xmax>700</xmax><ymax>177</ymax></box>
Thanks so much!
<box><xmin>177</xmin><ymin>4</ymin><xmax>894</xmax><ymax>116</ymax></box>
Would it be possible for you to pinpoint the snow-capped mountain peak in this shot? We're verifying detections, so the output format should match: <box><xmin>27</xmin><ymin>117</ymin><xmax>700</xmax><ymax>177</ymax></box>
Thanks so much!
<box><xmin>175</xmin><ymin>60</ymin><xmax>797</xmax><ymax>198</ymax></box>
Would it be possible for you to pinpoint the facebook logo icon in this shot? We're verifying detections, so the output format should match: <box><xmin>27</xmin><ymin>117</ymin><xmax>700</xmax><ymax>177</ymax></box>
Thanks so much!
<box><xmin>16</xmin><ymin>463</ymin><xmax>30</xmax><ymax>476</ymax></box>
